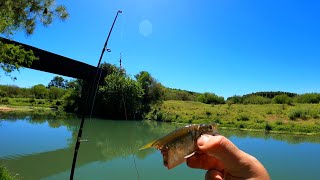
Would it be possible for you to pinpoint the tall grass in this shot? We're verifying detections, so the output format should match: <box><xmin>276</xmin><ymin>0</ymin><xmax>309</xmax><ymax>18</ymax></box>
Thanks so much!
<box><xmin>0</xmin><ymin>165</ymin><xmax>15</xmax><ymax>180</ymax></box>
<box><xmin>147</xmin><ymin>100</ymin><xmax>320</xmax><ymax>134</ymax></box>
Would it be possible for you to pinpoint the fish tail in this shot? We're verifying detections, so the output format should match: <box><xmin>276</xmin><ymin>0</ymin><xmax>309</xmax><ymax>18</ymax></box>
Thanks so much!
<box><xmin>139</xmin><ymin>140</ymin><xmax>156</xmax><ymax>150</ymax></box>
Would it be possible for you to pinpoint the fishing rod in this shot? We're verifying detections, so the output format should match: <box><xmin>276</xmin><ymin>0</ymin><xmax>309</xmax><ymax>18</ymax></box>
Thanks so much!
<box><xmin>69</xmin><ymin>10</ymin><xmax>122</xmax><ymax>180</ymax></box>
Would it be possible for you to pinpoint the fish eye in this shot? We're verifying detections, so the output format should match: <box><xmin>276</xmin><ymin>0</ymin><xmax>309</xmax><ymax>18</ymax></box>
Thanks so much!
<box><xmin>209</xmin><ymin>125</ymin><xmax>213</xmax><ymax>130</ymax></box>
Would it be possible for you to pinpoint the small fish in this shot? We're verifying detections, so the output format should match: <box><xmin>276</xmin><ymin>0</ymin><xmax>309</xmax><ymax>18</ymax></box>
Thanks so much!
<box><xmin>139</xmin><ymin>123</ymin><xmax>218</xmax><ymax>169</ymax></box>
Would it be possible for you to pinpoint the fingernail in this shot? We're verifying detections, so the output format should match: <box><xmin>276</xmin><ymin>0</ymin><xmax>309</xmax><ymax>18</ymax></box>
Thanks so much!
<box><xmin>198</xmin><ymin>135</ymin><xmax>210</xmax><ymax>146</ymax></box>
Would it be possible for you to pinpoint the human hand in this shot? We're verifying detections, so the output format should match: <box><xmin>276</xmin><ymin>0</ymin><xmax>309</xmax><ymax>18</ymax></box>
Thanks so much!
<box><xmin>187</xmin><ymin>135</ymin><xmax>270</xmax><ymax>180</ymax></box>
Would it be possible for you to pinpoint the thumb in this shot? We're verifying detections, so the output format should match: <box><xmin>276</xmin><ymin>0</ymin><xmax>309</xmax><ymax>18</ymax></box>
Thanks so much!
<box><xmin>205</xmin><ymin>169</ymin><xmax>224</xmax><ymax>180</ymax></box>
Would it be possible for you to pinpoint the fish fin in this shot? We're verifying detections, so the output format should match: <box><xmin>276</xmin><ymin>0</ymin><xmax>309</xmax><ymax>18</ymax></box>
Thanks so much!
<box><xmin>184</xmin><ymin>151</ymin><xmax>196</xmax><ymax>159</ymax></box>
<box><xmin>139</xmin><ymin>140</ymin><xmax>156</xmax><ymax>150</ymax></box>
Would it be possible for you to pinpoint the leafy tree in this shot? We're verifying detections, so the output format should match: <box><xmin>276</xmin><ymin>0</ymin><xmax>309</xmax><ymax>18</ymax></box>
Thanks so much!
<box><xmin>135</xmin><ymin>71</ymin><xmax>163</xmax><ymax>102</ymax></box>
<box><xmin>0</xmin><ymin>42</ymin><xmax>39</xmax><ymax>80</ymax></box>
<box><xmin>295</xmin><ymin>93</ymin><xmax>320</xmax><ymax>104</ymax></box>
<box><xmin>163</xmin><ymin>88</ymin><xmax>199</xmax><ymax>101</ymax></box>
<box><xmin>135</xmin><ymin>71</ymin><xmax>164</xmax><ymax>114</ymax></box>
<box><xmin>243</xmin><ymin>91</ymin><xmax>297</xmax><ymax>99</ymax></box>
<box><xmin>243</xmin><ymin>95</ymin><xmax>271</xmax><ymax>104</ymax></box>
<box><xmin>197</xmin><ymin>92</ymin><xmax>225</xmax><ymax>104</ymax></box>
<box><xmin>48</xmin><ymin>76</ymin><xmax>67</xmax><ymax>89</ymax></box>
<box><xmin>65</xmin><ymin>80</ymin><xmax>77</xmax><ymax>89</ymax></box>
<box><xmin>272</xmin><ymin>94</ymin><xmax>293</xmax><ymax>104</ymax></box>
<box><xmin>226</xmin><ymin>95</ymin><xmax>244</xmax><ymax>104</ymax></box>
<box><xmin>98</xmin><ymin>72</ymin><xmax>144</xmax><ymax>120</ymax></box>
<box><xmin>63</xmin><ymin>79</ymin><xmax>85</xmax><ymax>112</ymax></box>
<box><xmin>100</xmin><ymin>62</ymin><xmax>124</xmax><ymax>76</ymax></box>
<box><xmin>31</xmin><ymin>84</ymin><xmax>48</xmax><ymax>99</ymax></box>
<box><xmin>0</xmin><ymin>0</ymin><xmax>68</xmax><ymax>78</ymax></box>
<box><xmin>48</xmin><ymin>86</ymin><xmax>65</xmax><ymax>99</ymax></box>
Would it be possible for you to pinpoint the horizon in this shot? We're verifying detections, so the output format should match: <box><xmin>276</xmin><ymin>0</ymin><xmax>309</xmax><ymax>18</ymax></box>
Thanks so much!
<box><xmin>1</xmin><ymin>0</ymin><xmax>320</xmax><ymax>98</ymax></box>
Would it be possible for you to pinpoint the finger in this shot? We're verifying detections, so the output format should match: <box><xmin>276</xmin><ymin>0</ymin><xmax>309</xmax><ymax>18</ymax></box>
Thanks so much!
<box><xmin>197</xmin><ymin>135</ymin><xmax>247</xmax><ymax>173</ymax></box>
<box><xmin>205</xmin><ymin>169</ymin><xmax>224</xmax><ymax>180</ymax></box>
<box><xmin>186</xmin><ymin>152</ymin><xmax>224</xmax><ymax>171</ymax></box>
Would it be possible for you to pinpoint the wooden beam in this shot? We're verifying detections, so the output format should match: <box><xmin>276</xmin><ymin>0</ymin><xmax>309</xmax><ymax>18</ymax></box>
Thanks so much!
<box><xmin>1</xmin><ymin>38</ymin><xmax>106</xmax><ymax>81</ymax></box>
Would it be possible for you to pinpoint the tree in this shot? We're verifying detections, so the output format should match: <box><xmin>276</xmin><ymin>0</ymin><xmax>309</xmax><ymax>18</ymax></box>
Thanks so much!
<box><xmin>135</xmin><ymin>71</ymin><xmax>164</xmax><ymax>114</ymax></box>
<box><xmin>48</xmin><ymin>76</ymin><xmax>67</xmax><ymax>89</ymax></box>
<box><xmin>243</xmin><ymin>95</ymin><xmax>271</xmax><ymax>104</ymax></box>
<box><xmin>31</xmin><ymin>84</ymin><xmax>48</xmax><ymax>99</ymax></box>
<box><xmin>272</xmin><ymin>94</ymin><xmax>293</xmax><ymax>104</ymax></box>
<box><xmin>0</xmin><ymin>0</ymin><xmax>69</xmax><ymax>78</ymax></box>
<box><xmin>48</xmin><ymin>86</ymin><xmax>65</xmax><ymax>99</ymax></box>
<box><xmin>98</xmin><ymin>72</ymin><xmax>144</xmax><ymax>120</ymax></box>
<box><xmin>197</xmin><ymin>92</ymin><xmax>225</xmax><ymax>104</ymax></box>
<box><xmin>135</xmin><ymin>71</ymin><xmax>164</xmax><ymax>103</ymax></box>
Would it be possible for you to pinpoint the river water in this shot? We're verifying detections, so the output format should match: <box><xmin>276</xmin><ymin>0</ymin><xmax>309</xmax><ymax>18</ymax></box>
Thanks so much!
<box><xmin>0</xmin><ymin>117</ymin><xmax>319</xmax><ymax>180</ymax></box>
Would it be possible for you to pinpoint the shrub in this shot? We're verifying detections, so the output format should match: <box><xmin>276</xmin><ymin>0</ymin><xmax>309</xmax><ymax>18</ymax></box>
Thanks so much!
<box><xmin>265</xmin><ymin>123</ymin><xmax>272</xmax><ymax>131</ymax></box>
<box><xmin>0</xmin><ymin>165</ymin><xmax>14</xmax><ymax>180</ymax></box>
<box><xmin>237</xmin><ymin>113</ymin><xmax>250</xmax><ymax>121</ymax></box>
<box><xmin>275</xmin><ymin>120</ymin><xmax>283</xmax><ymax>125</ymax></box>
<box><xmin>272</xmin><ymin>94</ymin><xmax>293</xmax><ymax>104</ymax></box>
<box><xmin>0</xmin><ymin>98</ymin><xmax>9</xmax><ymax>104</ymax></box>
<box><xmin>197</xmin><ymin>92</ymin><xmax>225</xmax><ymax>104</ymax></box>
<box><xmin>243</xmin><ymin>95</ymin><xmax>271</xmax><ymax>104</ymax></box>
<box><xmin>295</xmin><ymin>93</ymin><xmax>320</xmax><ymax>104</ymax></box>
<box><xmin>226</xmin><ymin>95</ymin><xmax>244</xmax><ymax>104</ymax></box>
<box><xmin>288</xmin><ymin>109</ymin><xmax>308</xmax><ymax>120</ymax></box>
<box><xmin>239</xmin><ymin>123</ymin><xmax>245</xmax><ymax>128</ymax></box>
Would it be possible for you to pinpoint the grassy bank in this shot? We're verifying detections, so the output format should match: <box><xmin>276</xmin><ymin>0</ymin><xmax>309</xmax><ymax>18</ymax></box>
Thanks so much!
<box><xmin>0</xmin><ymin>105</ymin><xmax>74</xmax><ymax>119</ymax></box>
<box><xmin>147</xmin><ymin>100</ymin><xmax>320</xmax><ymax>135</ymax></box>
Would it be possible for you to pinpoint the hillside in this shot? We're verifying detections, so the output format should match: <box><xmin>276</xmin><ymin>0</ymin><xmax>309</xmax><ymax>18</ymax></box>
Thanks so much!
<box><xmin>146</xmin><ymin>100</ymin><xmax>320</xmax><ymax>135</ymax></box>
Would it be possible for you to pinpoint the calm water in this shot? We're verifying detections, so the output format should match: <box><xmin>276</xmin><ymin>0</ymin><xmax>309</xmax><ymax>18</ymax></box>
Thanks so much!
<box><xmin>0</xmin><ymin>117</ymin><xmax>320</xmax><ymax>180</ymax></box>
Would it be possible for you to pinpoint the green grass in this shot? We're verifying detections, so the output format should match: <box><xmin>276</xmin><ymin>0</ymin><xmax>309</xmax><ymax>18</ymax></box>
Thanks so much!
<box><xmin>0</xmin><ymin>97</ymin><xmax>73</xmax><ymax>119</ymax></box>
<box><xmin>0</xmin><ymin>97</ymin><xmax>63</xmax><ymax>108</ymax></box>
<box><xmin>147</xmin><ymin>100</ymin><xmax>320</xmax><ymax>135</ymax></box>
<box><xmin>0</xmin><ymin>165</ymin><xmax>15</xmax><ymax>180</ymax></box>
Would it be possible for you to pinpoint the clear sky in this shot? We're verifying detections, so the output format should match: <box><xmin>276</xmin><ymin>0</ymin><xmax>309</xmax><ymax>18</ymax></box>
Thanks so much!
<box><xmin>1</xmin><ymin>0</ymin><xmax>320</xmax><ymax>98</ymax></box>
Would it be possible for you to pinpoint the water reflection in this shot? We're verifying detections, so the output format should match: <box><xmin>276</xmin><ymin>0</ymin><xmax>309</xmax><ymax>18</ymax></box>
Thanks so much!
<box><xmin>0</xmin><ymin>117</ymin><xmax>320</xmax><ymax>180</ymax></box>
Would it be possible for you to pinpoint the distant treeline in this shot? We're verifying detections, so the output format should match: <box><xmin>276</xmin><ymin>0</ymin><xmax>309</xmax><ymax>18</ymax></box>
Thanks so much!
<box><xmin>1</xmin><ymin>66</ymin><xmax>320</xmax><ymax>120</ymax></box>
<box><xmin>0</xmin><ymin>75</ymin><xmax>73</xmax><ymax>100</ymax></box>
<box><xmin>227</xmin><ymin>92</ymin><xmax>320</xmax><ymax>105</ymax></box>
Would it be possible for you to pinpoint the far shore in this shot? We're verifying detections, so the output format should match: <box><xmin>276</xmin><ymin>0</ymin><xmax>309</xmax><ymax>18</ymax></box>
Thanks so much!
<box><xmin>1</xmin><ymin>103</ymin><xmax>320</xmax><ymax>136</ymax></box>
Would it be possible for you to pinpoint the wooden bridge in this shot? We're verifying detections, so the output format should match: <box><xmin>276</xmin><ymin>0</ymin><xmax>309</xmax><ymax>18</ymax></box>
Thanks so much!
<box><xmin>1</xmin><ymin>37</ymin><xmax>107</xmax><ymax>82</ymax></box>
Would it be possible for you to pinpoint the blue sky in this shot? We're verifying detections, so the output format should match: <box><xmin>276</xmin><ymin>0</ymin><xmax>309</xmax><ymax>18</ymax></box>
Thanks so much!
<box><xmin>1</xmin><ymin>0</ymin><xmax>320</xmax><ymax>98</ymax></box>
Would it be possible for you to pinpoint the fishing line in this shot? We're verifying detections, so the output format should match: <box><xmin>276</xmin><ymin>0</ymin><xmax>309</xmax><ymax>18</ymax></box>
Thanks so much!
<box><xmin>119</xmin><ymin>15</ymin><xmax>141</xmax><ymax>179</ymax></box>
<box><xmin>69</xmin><ymin>10</ymin><xmax>122</xmax><ymax>180</ymax></box>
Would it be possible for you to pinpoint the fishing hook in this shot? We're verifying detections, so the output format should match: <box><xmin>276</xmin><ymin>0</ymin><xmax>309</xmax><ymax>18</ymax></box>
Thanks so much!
<box><xmin>69</xmin><ymin>10</ymin><xmax>122</xmax><ymax>180</ymax></box>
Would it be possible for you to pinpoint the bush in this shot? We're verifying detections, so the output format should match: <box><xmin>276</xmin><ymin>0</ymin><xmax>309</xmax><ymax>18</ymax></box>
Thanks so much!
<box><xmin>288</xmin><ymin>109</ymin><xmax>308</xmax><ymax>120</ymax></box>
<box><xmin>0</xmin><ymin>165</ymin><xmax>14</xmax><ymax>180</ymax></box>
<box><xmin>197</xmin><ymin>92</ymin><xmax>225</xmax><ymax>104</ymax></box>
<box><xmin>272</xmin><ymin>94</ymin><xmax>293</xmax><ymax>104</ymax></box>
<box><xmin>237</xmin><ymin>113</ymin><xmax>250</xmax><ymax>121</ymax></box>
<box><xmin>265</xmin><ymin>123</ymin><xmax>272</xmax><ymax>131</ymax></box>
<box><xmin>0</xmin><ymin>98</ymin><xmax>9</xmax><ymax>104</ymax></box>
<box><xmin>243</xmin><ymin>95</ymin><xmax>271</xmax><ymax>104</ymax></box>
<box><xmin>295</xmin><ymin>93</ymin><xmax>320</xmax><ymax>104</ymax></box>
<box><xmin>226</xmin><ymin>95</ymin><xmax>244</xmax><ymax>104</ymax></box>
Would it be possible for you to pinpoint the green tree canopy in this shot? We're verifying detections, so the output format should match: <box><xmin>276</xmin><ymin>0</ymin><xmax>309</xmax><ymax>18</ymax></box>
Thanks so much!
<box><xmin>48</xmin><ymin>76</ymin><xmax>68</xmax><ymax>89</ymax></box>
<box><xmin>31</xmin><ymin>84</ymin><xmax>48</xmax><ymax>99</ymax></box>
<box><xmin>0</xmin><ymin>0</ymin><xmax>69</xmax><ymax>78</ymax></box>
<box><xmin>98</xmin><ymin>72</ymin><xmax>144</xmax><ymax>120</ymax></box>
<box><xmin>196</xmin><ymin>92</ymin><xmax>225</xmax><ymax>104</ymax></box>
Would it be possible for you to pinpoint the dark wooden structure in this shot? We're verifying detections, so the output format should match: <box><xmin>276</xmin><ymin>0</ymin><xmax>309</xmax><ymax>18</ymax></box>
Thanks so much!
<box><xmin>1</xmin><ymin>37</ymin><xmax>107</xmax><ymax>82</ymax></box>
